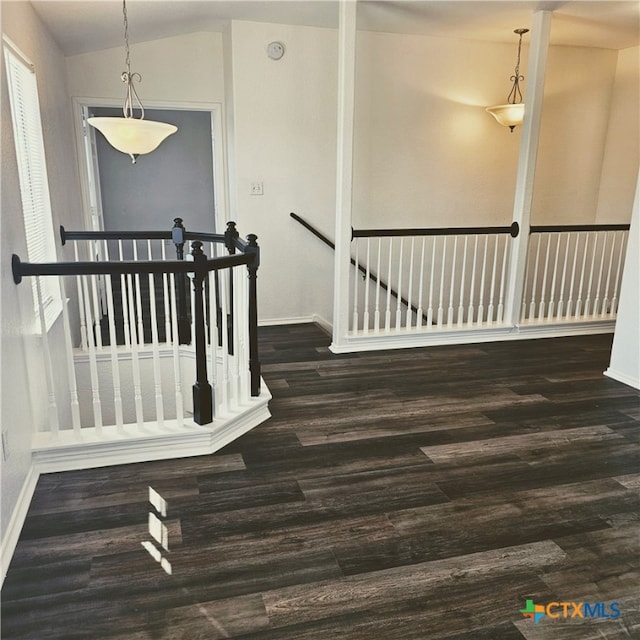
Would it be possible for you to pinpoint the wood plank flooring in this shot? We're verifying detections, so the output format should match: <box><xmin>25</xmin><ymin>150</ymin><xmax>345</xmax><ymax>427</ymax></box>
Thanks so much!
<box><xmin>2</xmin><ymin>324</ymin><xmax>639</xmax><ymax>639</ymax></box>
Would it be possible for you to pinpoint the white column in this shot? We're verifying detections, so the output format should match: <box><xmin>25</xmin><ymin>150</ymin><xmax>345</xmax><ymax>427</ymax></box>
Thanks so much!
<box><xmin>503</xmin><ymin>10</ymin><xmax>552</xmax><ymax>327</ymax></box>
<box><xmin>330</xmin><ymin>0</ymin><xmax>358</xmax><ymax>352</ymax></box>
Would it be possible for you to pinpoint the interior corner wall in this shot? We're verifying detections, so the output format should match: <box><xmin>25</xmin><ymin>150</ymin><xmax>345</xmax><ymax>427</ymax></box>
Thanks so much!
<box><xmin>1</xmin><ymin>0</ymin><xmax>83</xmax><ymax>572</ymax></box>
<box><xmin>531</xmin><ymin>44</ymin><xmax>619</xmax><ymax>224</ymax></box>
<box><xmin>352</xmin><ymin>32</ymin><xmax>524</xmax><ymax>229</ymax></box>
<box><xmin>596</xmin><ymin>45</ymin><xmax>640</xmax><ymax>224</ymax></box>
<box><xmin>228</xmin><ymin>20</ymin><xmax>338</xmax><ymax>325</ymax></box>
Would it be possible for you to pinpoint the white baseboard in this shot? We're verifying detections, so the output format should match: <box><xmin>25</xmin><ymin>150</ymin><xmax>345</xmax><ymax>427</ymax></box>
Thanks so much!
<box><xmin>330</xmin><ymin>321</ymin><xmax>616</xmax><ymax>353</ymax></box>
<box><xmin>259</xmin><ymin>314</ymin><xmax>333</xmax><ymax>334</ymax></box>
<box><xmin>604</xmin><ymin>367</ymin><xmax>640</xmax><ymax>390</ymax></box>
<box><xmin>32</xmin><ymin>393</ymin><xmax>271</xmax><ymax>473</ymax></box>
<box><xmin>1</xmin><ymin>464</ymin><xmax>40</xmax><ymax>587</ymax></box>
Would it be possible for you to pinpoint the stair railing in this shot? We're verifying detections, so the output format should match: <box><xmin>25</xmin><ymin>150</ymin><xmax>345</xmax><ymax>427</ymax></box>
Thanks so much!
<box><xmin>12</xmin><ymin>220</ymin><xmax>261</xmax><ymax>429</ymax></box>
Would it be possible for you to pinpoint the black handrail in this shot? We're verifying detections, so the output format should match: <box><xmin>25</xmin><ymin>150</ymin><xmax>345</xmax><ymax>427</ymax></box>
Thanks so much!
<box><xmin>60</xmin><ymin>226</ymin><xmax>226</xmax><ymax>245</ymax></box>
<box><xmin>352</xmin><ymin>222</ymin><xmax>520</xmax><ymax>238</ymax></box>
<box><xmin>11</xmin><ymin>253</ymin><xmax>251</xmax><ymax>284</ymax></box>
<box><xmin>290</xmin><ymin>212</ymin><xmax>428</xmax><ymax>323</ymax></box>
<box><xmin>12</xmin><ymin>226</ymin><xmax>261</xmax><ymax>425</ymax></box>
<box><xmin>530</xmin><ymin>223</ymin><xmax>630</xmax><ymax>234</ymax></box>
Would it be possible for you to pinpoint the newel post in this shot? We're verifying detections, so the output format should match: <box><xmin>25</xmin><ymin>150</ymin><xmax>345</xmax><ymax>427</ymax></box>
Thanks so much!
<box><xmin>246</xmin><ymin>234</ymin><xmax>261</xmax><ymax>397</ymax></box>
<box><xmin>172</xmin><ymin>217</ymin><xmax>191</xmax><ymax>344</ymax></box>
<box><xmin>190</xmin><ymin>240</ymin><xmax>213</xmax><ymax>425</ymax></box>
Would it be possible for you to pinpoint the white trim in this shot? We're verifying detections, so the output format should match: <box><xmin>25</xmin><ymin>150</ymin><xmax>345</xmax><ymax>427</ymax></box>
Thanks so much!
<box><xmin>1</xmin><ymin>465</ymin><xmax>40</xmax><ymax>586</ymax></box>
<box><xmin>32</xmin><ymin>388</ymin><xmax>270</xmax><ymax>473</ymax></box>
<box><xmin>72</xmin><ymin>97</ymin><xmax>228</xmax><ymax>233</ymax></box>
<box><xmin>604</xmin><ymin>368</ymin><xmax>640</xmax><ymax>390</ymax></box>
<box><xmin>332</xmin><ymin>0</ymin><xmax>357</xmax><ymax>350</ymax></box>
<box><xmin>329</xmin><ymin>321</ymin><xmax>615</xmax><ymax>353</ymax></box>
<box><xmin>258</xmin><ymin>313</ymin><xmax>333</xmax><ymax>334</ymax></box>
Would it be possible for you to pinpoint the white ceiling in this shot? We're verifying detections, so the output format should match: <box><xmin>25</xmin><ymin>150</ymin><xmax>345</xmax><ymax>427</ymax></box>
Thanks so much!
<box><xmin>29</xmin><ymin>0</ymin><xmax>640</xmax><ymax>56</ymax></box>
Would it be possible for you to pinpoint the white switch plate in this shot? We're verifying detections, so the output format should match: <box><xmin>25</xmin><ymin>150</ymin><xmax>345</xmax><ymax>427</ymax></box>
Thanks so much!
<box><xmin>250</xmin><ymin>181</ymin><xmax>264</xmax><ymax>195</ymax></box>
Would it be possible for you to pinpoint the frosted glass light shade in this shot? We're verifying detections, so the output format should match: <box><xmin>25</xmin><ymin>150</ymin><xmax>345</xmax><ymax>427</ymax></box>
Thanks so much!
<box><xmin>88</xmin><ymin>116</ymin><xmax>177</xmax><ymax>155</ymax></box>
<box><xmin>486</xmin><ymin>103</ymin><xmax>525</xmax><ymax>130</ymax></box>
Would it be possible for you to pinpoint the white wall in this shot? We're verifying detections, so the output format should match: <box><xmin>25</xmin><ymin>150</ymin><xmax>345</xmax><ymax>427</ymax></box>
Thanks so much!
<box><xmin>66</xmin><ymin>31</ymin><xmax>225</xmax><ymax>104</ymax></box>
<box><xmin>1</xmin><ymin>0</ymin><xmax>84</xmax><ymax>575</ymax></box>
<box><xmin>532</xmin><ymin>44</ymin><xmax>618</xmax><ymax>224</ymax></box>
<box><xmin>353</xmin><ymin>31</ymin><xmax>523</xmax><ymax>229</ymax></box>
<box><xmin>228</xmin><ymin>20</ymin><xmax>338</xmax><ymax>325</ymax></box>
<box><xmin>606</xmin><ymin>173</ymin><xmax>640</xmax><ymax>388</ymax></box>
<box><xmin>597</xmin><ymin>46</ymin><xmax>640</xmax><ymax>223</ymax></box>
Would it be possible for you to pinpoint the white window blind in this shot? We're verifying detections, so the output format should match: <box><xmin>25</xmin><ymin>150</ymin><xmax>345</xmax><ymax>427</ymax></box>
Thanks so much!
<box><xmin>4</xmin><ymin>40</ymin><xmax>62</xmax><ymax>331</ymax></box>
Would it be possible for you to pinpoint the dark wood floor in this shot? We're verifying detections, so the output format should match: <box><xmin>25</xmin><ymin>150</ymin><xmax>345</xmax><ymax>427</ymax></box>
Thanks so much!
<box><xmin>2</xmin><ymin>324</ymin><xmax>639</xmax><ymax>639</ymax></box>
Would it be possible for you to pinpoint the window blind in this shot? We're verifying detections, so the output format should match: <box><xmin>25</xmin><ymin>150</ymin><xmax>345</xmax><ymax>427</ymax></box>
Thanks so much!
<box><xmin>4</xmin><ymin>41</ymin><xmax>62</xmax><ymax>331</ymax></box>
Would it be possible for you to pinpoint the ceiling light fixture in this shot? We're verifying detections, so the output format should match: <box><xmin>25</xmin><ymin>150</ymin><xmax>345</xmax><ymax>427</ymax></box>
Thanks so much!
<box><xmin>87</xmin><ymin>0</ymin><xmax>177</xmax><ymax>163</ymax></box>
<box><xmin>486</xmin><ymin>28</ymin><xmax>529</xmax><ymax>132</ymax></box>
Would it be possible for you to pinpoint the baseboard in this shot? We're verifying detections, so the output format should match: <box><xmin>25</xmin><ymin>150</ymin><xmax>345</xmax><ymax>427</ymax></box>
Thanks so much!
<box><xmin>604</xmin><ymin>367</ymin><xmax>640</xmax><ymax>390</ymax></box>
<box><xmin>330</xmin><ymin>321</ymin><xmax>615</xmax><ymax>353</ymax></box>
<box><xmin>32</xmin><ymin>393</ymin><xmax>271</xmax><ymax>474</ymax></box>
<box><xmin>258</xmin><ymin>315</ymin><xmax>315</xmax><ymax>326</ymax></box>
<box><xmin>1</xmin><ymin>464</ymin><xmax>40</xmax><ymax>586</ymax></box>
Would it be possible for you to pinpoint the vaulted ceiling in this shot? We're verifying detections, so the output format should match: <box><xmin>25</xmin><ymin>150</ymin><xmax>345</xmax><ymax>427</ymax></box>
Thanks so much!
<box><xmin>30</xmin><ymin>0</ymin><xmax>640</xmax><ymax>57</ymax></box>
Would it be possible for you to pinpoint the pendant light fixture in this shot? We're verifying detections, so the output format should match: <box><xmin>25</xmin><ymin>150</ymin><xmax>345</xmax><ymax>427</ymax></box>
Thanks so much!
<box><xmin>486</xmin><ymin>28</ymin><xmax>529</xmax><ymax>132</ymax></box>
<box><xmin>88</xmin><ymin>0</ymin><xmax>177</xmax><ymax>163</ymax></box>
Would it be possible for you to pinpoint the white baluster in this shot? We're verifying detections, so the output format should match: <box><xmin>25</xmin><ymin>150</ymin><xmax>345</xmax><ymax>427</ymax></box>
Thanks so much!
<box><xmin>477</xmin><ymin>235</ymin><xmax>488</xmax><ymax>324</ymax></box>
<box><xmin>447</xmin><ymin>236</ymin><xmax>457</xmax><ymax>326</ymax></box>
<box><xmin>584</xmin><ymin>233</ymin><xmax>599</xmax><ymax>318</ymax></box>
<box><xmin>556</xmin><ymin>233</ymin><xmax>571</xmax><ymax>320</ymax></box>
<box><xmin>593</xmin><ymin>231</ymin><xmax>608</xmax><ymax>316</ymax></box>
<box><xmin>437</xmin><ymin>237</ymin><xmax>446</xmax><ymax>327</ymax></box>
<box><xmin>468</xmin><ymin>236</ymin><xmax>478</xmax><ymax>324</ymax></box>
<box><xmin>406</xmin><ymin>237</ymin><xmax>415</xmax><ymax>330</ymax></box>
<box><xmin>363</xmin><ymin>238</ymin><xmax>371</xmax><ymax>334</ymax></box>
<box><xmin>103</xmin><ymin>271</ymin><xmax>124</xmax><ymax>431</ymax></box>
<box><xmin>126</xmin><ymin>272</ymin><xmax>144</xmax><ymax>427</ymax></box>
<box><xmin>395</xmin><ymin>237</ymin><xmax>404</xmax><ymax>329</ymax></box>
<box><xmin>35</xmin><ymin>276</ymin><xmax>59</xmax><ymax>437</ymax></box>
<box><xmin>497</xmin><ymin>235</ymin><xmax>509</xmax><ymax>324</ymax></box>
<box><xmin>219</xmin><ymin>264</ymin><xmax>231</xmax><ymax>414</ymax></box>
<box><xmin>206</xmin><ymin>269</ymin><xmax>219</xmax><ymax>415</ymax></box>
<box><xmin>81</xmin><ymin>274</ymin><xmax>103</xmax><ymax>433</ymax></box>
<box><xmin>118</xmin><ymin>240</ymin><xmax>131</xmax><ymax>348</ymax></box>
<box><xmin>59</xmin><ymin>277</ymin><xmax>81</xmax><ymax>435</ymax></box>
<box><xmin>147</xmin><ymin>240</ymin><xmax>164</xmax><ymax>427</ymax></box>
<box><xmin>352</xmin><ymin>240</ymin><xmax>359</xmax><ymax>332</ymax></box>
<box><xmin>169</xmin><ymin>272</ymin><xmax>184</xmax><ymax>427</ymax></box>
<box><xmin>566</xmin><ymin>233</ymin><xmax>580</xmax><ymax>318</ymax></box>
<box><xmin>132</xmin><ymin>241</ymin><xmax>145</xmax><ymax>346</ymax></box>
<box><xmin>528</xmin><ymin>234</ymin><xmax>541</xmax><ymax>321</ymax></box>
<box><xmin>458</xmin><ymin>236</ymin><xmax>468</xmax><ymax>327</ymax></box>
<box><xmin>547</xmin><ymin>233</ymin><xmax>561</xmax><ymax>320</ymax></box>
<box><xmin>487</xmin><ymin>235</ymin><xmax>499</xmax><ymax>324</ymax></box>
<box><xmin>73</xmin><ymin>241</ymin><xmax>88</xmax><ymax>350</ymax></box>
<box><xmin>374</xmin><ymin>238</ymin><xmax>382</xmax><ymax>333</ymax></box>
<box><xmin>611</xmin><ymin>232</ymin><xmax>626</xmax><ymax>314</ymax></box>
<box><xmin>417</xmin><ymin>237</ymin><xmax>426</xmax><ymax>330</ymax></box>
<box><xmin>601</xmin><ymin>232</ymin><xmax>617</xmax><ymax>317</ymax></box>
<box><xmin>427</xmin><ymin>237</ymin><xmax>436</xmax><ymax>328</ymax></box>
<box><xmin>538</xmin><ymin>233</ymin><xmax>551</xmax><ymax>321</ymax></box>
<box><xmin>575</xmin><ymin>233</ymin><xmax>590</xmax><ymax>318</ymax></box>
<box><xmin>161</xmin><ymin>242</ymin><xmax>172</xmax><ymax>344</ymax></box>
<box><xmin>385</xmin><ymin>238</ymin><xmax>393</xmax><ymax>331</ymax></box>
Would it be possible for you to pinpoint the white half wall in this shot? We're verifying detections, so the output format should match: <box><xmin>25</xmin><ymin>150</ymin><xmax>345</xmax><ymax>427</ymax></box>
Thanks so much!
<box><xmin>606</xmin><ymin>173</ymin><xmax>640</xmax><ymax>389</ymax></box>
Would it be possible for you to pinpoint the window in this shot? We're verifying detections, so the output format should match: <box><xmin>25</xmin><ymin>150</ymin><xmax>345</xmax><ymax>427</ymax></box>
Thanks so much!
<box><xmin>4</xmin><ymin>38</ymin><xmax>61</xmax><ymax>331</ymax></box>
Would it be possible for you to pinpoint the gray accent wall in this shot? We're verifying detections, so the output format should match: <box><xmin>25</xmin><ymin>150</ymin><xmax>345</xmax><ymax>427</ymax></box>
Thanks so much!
<box><xmin>91</xmin><ymin>107</ymin><xmax>216</xmax><ymax>233</ymax></box>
